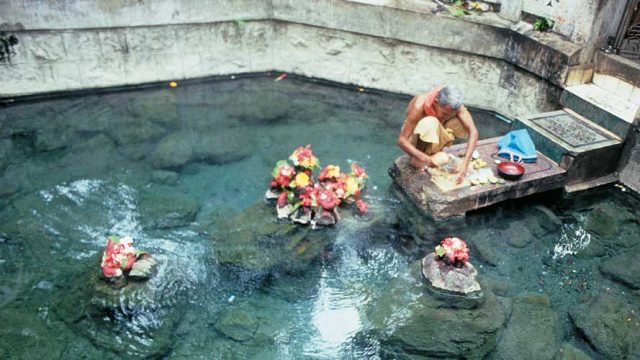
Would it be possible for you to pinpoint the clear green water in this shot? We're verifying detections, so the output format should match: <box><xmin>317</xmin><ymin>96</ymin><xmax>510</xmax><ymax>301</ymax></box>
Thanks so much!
<box><xmin>0</xmin><ymin>76</ymin><xmax>638</xmax><ymax>359</ymax></box>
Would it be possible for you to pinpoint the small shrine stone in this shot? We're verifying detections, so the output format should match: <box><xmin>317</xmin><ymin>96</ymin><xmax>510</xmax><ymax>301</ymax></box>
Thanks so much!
<box><xmin>291</xmin><ymin>209</ymin><xmax>312</xmax><ymax>224</ymax></box>
<box><xmin>315</xmin><ymin>210</ymin><xmax>337</xmax><ymax>226</ymax></box>
<box><xmin>129</xmin><ymin>256</ymin><xmax>157</xmax><ymax>280</ymax></box>
<box><xmin>276</xmin><ymin>204</ymin><xmax>294</xmax><ymax>219</ymax></box>
<box><xmin>422</xmin><ymin>253</ymin><xmax>484</xmax><ymax>308</ymax></box>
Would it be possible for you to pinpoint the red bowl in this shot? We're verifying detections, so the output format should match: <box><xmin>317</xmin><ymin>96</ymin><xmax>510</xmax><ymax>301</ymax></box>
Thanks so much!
<box><xmin>497</xmin><ymin>161</ymin><xmax>525</xmax><ymax>180</ymax></box>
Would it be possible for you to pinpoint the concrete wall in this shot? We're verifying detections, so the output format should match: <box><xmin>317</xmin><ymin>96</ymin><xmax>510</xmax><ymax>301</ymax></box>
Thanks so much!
<box><xmin>0</xmin><ymin>0</ymin><xmax>595</xmax><ymax>118</ymax></box>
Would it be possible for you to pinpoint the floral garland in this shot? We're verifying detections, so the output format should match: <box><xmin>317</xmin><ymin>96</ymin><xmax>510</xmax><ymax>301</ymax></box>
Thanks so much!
<box><xmin>100</xmin><ymin>235</ymin><xmax>148</xmax><ymax>278</ymax></box>
<box><xmin>267</xmin><ymin>145</ymin><xmax>369</xmax><ymax>225</ymax></box>
<box><xmin>434</xmin><ymin>237</ymin><xmax>469</xmax><ymax>267</ymax></box>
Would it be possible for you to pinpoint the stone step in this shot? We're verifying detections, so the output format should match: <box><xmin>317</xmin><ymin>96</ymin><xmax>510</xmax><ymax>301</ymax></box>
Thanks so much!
<box><xmin>512</xmin><ymin>109</ymin><xmax>624</xmax><ymax>185</ymax></box>
<box><xmin>560</xmin><ymin>83</ymin><xmax>639</xmax><ymax>139</ymax></box>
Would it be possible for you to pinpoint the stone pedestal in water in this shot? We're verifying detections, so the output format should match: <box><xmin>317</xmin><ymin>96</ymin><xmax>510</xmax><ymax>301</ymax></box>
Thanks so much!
<box><xmin>421</xmin><ymin>253</ymin><xmax>484</xmax><ymax>308</ymax></box>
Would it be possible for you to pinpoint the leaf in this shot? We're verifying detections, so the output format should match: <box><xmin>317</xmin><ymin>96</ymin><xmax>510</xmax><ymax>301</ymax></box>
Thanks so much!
<box><xmin>108</xmin><ymin>235</ymin><xmax>120</xmax><ymax>243</ymax></box>
<box><xmin>449</xmin><ymin>7</ymin><xmax>466</xmax><ymax>17</ymax></box>
<box><xmin>435</xmin><ymin>245</ymin><xmax>446</xmax><ymax>257</ymax></box>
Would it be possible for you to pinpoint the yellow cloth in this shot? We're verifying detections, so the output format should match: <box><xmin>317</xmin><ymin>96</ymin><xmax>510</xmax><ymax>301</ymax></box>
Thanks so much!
<box><xmin>411</xmin><ymin>116</ymin><xmax>468</xmax><ymax>155</ymax></box>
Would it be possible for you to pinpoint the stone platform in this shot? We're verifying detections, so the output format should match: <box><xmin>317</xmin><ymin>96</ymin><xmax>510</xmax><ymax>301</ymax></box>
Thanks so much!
<box><xmin>513</xmin><ymin>109</ymin><xmax>624</xmax><ymax>185</ymax></box>
<box><xmin>388</xmin><ymin>138</ymin><xmax>566</xmax><ymax>218</ymax></box>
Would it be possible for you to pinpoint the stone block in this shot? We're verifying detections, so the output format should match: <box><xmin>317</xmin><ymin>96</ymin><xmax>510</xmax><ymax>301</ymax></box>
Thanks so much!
<box><xmin>0</xmin><ymin>62</ymin><xmax>54</xmax><ymax>96</ymax></box>
<box><xmin>20</xmin><ymin>32</ymin><xmax>66</xmax><ymax>62</ymax></box>
<box><xmin>61</xmin><ymin>31</ymin><xmax>101</xmax><ymax>61</ymax></box>
<box><xmin>514</xmin><ymin>110</ymin><xmax>624</xmax><ymax>185</ymax></box>
<box><xmin>389</xmin><ymin>138</ymin><xmax>566</xmax><ymax>218</ymax></box>
<box><xmin>630</xmin><ymin>87</ymin><xmax>640</xmax><ymax>106</ymax></box>
<box><xmin>499</xmin><ymin>0</ymin><xmax>522</xmax><ymax>22</ymax></box>
<box><xmin>98</xmin><ymin>30</ymin><xmax>128</xmax><ymax>60</ymax></box>
<box><xmin>565</xmin><ymin>68</ymin><xmax>584</xmax><ymax>87</ymax></box>
<box><xmin>560</xmin><ymin>84</ymin><xmax>636</xmax><ymax>139</ymax></box>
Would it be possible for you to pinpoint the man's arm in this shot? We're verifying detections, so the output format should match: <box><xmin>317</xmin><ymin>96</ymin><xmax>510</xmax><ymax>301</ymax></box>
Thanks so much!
<box><xmin>397</xmin><ymin>96</ymin><xmax>433</xmax><ymax>167</ymax></box>
<box><xmin>455</xmin><ymin>105</ymin><xmax>479</xmax><ymax>183</ymax></box>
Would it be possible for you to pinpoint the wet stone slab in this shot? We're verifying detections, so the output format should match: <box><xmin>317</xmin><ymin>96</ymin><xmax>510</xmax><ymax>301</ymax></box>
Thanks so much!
<box><xmin>389</xmin><ymin>137</ymin><xmax>566</xmax><ymax>218</ymax></box>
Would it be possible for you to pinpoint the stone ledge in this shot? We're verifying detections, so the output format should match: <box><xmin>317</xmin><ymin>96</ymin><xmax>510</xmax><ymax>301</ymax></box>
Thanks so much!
<box><xmin>389</xmin><ymin>137</ymin><xmax>566</xmax><ymax>218</ymax></box>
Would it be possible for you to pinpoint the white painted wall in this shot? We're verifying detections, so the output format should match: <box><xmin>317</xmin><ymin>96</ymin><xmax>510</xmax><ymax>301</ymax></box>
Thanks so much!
<box><xmin>0</xmin><ymin>0</ymin><xmax>602</xmax><ymax>118</ymax></box>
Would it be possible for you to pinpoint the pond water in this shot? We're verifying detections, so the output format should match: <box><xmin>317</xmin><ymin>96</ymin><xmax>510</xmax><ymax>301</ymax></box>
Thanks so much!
<box><xmin>0</xmin><ymin>76</ymin><xmax>638</xmax><ymax>359</ymax></box>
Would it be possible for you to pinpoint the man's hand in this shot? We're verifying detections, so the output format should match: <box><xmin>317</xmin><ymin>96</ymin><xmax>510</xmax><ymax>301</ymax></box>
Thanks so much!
<box><xmin>455</xmin><ymin>161</ymin><xmax>468</xmax><ymax>184</ymax></box>
<box><xmin>422</xmin><ymin>155</ymin><xmax>436</xmax><ymax>170</ymax></box>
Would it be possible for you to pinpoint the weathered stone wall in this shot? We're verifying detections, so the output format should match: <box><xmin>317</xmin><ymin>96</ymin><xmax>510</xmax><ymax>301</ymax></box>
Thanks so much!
<box><xmin>619</xmin><ymin>123</ymin><xmax>640</xmax><ymax>194</ymax></box>
<box><xmin>0</xmin><ymin>0</ymin><xmax>597</xmax><ymax>117</ymax></box>
<box><xmin>521</xmin><ymin>0</ymin><xmax>600</xmax><ymax>43</ymax></box>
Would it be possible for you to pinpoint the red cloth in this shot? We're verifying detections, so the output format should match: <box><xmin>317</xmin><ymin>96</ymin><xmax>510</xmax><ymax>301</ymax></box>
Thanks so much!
<box><xmin>422</xmin><ymin>85</ymin><xmax>444</xmax><ymax>117</ymax></box>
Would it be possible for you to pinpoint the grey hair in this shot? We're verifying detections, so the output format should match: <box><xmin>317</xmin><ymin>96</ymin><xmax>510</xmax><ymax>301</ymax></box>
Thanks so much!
<box><xmin>437</xmin><ymin>85</ymin><xmax>463</xmax><ymax>109</ymax></box>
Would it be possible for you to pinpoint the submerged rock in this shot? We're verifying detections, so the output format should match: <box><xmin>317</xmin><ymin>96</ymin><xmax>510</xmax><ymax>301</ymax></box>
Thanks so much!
<box><xmin>504</xmin><ymin>221</ymin><xmax>536</xmax><ymax>248</ymax></box>
<box><xmin>0</xmin><ymin>309</ymin><xmax>64</xmax><ymax>359</ymax></box>
<box><xmin>106</xmin><ymin>119</ymin><xmax>166</xmax><ymax>145</ymax></box>
<box><xmin>140</xmin><ymin>190</ymin><xmax>200</xmax><ymax>229</ymax></box>
<box><xmin>525</xmin><ymin>205</ymin><xmax>563</xmax><ymax>239</ymax></box>
<box><xmin>214</xmin><ymin>309</ymin><xmax>259</xmax><ymax>342</ymax></box>
<box><xmin>599</xmin><ymin>246</ymin><xmax>640</xmax><ymax>289</ymax></box>
<box><xmin>211</xmin><ymin>203</ymin><xmax>334</xmax><ymax>286</ymax></box>
<box><xmin>581</xmin><ymin>202</ymin><xmax>640</xmax><ymax>253</ymax></box>
<box><xmin>421</xmin><ymin>253</ymin><xmax>483</xmax><ymax>308</ymax></box>
<box><xmin>584</xmin><ymin>202</ymin><xmax>634</xmax><ymax>238</ymax></box>
<box><xmin>368</xmin><ymin>261</ymin><xmax>512</xmax><ymax>359</ymax></box>
<box><xmin>149</xmin><ymin>130</ymin><xmax>251</xmax><ymax>169</ymax></box>
<box><xmin>151</xmin><ymin>170</ymin><xmax>179</xmax><ymax>186</ymax></box>
<box><xmin>569</xmin><ymin>295</ymin><xmax>640</xmax><ymax>359</ymax></box>
<box><xmin>0</xmin><ymin>139</ymin><xmax>13</xmax><ymax>171</ymax></box>
<box><xmin>493</xmin><ymin>293</ymin><xmax>561</xmax><ymax>360</ymax></box>
<box><xmin>59</xmin><ymin>134</ymin><xmax>123</xmax><ymax>178</ymax></box>
<box><xmin>556</xmin><ymin>342</ymin><xmax>593</xmax><ymax>360</ymax></box>
<box><xmin>53</xmin><ymin>267</ymin><xmax>185</xmax><ymax>359</ymax></box>
<box><xmin>467</xmin><ymin>228</ymin><xmax>502</xmax><ymax>266</ymax></box>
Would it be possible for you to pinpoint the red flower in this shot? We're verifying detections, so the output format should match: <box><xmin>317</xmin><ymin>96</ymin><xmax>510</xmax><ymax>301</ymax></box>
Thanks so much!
<box><xmin>277</xmin><ymin>191</ymin><xmax>289</xmax><ymax>208</ymax></box>
<box><xmin>317</xmin><ymin>188</ymin><xmax>340</xmax><ymax>210</ymax></box>
<box><xmin>438</xmin><ymin>237</ymin><xmax>470</xmax><ymax>263</ymax></box>
<box><xmin>356</xmin><ymin>199</ymin><xmax>368</xmax><ymax>215</ymax></box>
<box><xmin>299</xmin><ymin>186</ymin><xmax>317</xmax><ymax>207</ymax></box>
<box><xmin>275</xmin><ymin>174</ymin><xmax>291</xmax><ymax>187</ymax></box>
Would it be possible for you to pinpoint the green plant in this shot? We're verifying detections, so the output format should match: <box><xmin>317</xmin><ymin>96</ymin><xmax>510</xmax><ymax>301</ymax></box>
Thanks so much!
<box><xmin>446</xmin><ymin>0</ymin><xmax>468</xmax><ymax>17</ymax></box>
<box><xmin>533</xmin><ymin>17</ymin><xmax>554</xmax><ymax>31</ymax></box>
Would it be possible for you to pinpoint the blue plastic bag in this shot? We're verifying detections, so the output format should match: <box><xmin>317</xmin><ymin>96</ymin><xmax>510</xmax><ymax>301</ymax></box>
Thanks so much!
<box><xmin>496</xmin><ymin>129</ymin><xmax>537</xmax><ymax>163</ymax></box>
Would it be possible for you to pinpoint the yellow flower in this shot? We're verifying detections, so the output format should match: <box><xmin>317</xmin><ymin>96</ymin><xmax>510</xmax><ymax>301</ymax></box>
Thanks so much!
<box><xmin>327</xmin><ymin>165</ymin><xmax>340</xmax><ymax>178</ymax></box>
<box><xmin>294</xmin><ymin>172</ymin><xmax>310</xmax><ymax>188</ymax></box>
<box><xmin>300</xmin><ymin>156</ymin><xmax>318</xmax><ymax>168</ymax></box>
<box><xmin>345</xmin><ymin>176</ymin><xmax>359</xmax><ymax>194</ymax></box>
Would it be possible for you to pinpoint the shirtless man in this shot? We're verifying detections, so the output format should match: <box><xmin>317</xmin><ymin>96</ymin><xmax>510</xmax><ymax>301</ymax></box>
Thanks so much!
<box><xmin>397</xmin><ymin>85</ymin><xmax>479</xmax><ymax>184</ymax></box>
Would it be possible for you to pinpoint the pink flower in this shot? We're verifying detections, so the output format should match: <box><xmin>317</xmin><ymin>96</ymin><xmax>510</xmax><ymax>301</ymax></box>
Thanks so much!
<box><xmin>435</xmin><ymin>237</ymin><xmax>470</xmax><ymax>264</ymax></box>
<box><xmin>317</xmin><ymin>188</ymin><xmax>340</xmax><ymax>210</ymax></box>
<box><xmin>350</xmin><ymin>163</ymin><xmax>368</xmax><ymax>179</ymax></box>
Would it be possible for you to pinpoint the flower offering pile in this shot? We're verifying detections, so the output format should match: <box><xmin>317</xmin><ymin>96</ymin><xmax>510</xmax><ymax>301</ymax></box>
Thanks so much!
<box><xmin>434</xmin><ymin>237</ymin><xmax>470</xmax><ymax>267</ymax></box>
<box><xmin>266</xmin><ymin>145</ymin><xmax>369</xmax><ymax>226</ymax></box>
<box><xmin>100</xmin><ymin>235</ymin><xmax>152</xmax><ymax>279</ymax></box>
